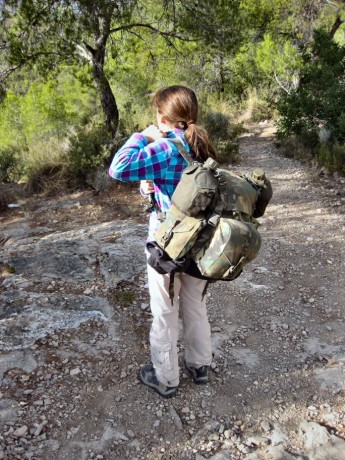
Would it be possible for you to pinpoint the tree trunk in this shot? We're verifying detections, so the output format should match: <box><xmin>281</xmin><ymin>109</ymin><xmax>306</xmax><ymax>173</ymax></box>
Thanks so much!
<box><xmin>91</xmin><ymin>46</ymin><xmax>119</xmax><ymax>137</ymax></box>
<box><xmin>330</xmin><ymin>15</ymin><xmax>344</xmax><ymax>40</ymax></box>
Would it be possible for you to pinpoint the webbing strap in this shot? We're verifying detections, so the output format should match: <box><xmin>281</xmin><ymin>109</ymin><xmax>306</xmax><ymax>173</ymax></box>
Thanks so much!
<box><xmin>168</xmin><ymin>138</ymin><xmax>193</xmax><ymax>165</ymax></box>
<box><xmin>169</xmin><ymin>273</ymin><xmax>175</xmax><ymax>305</ymax></box>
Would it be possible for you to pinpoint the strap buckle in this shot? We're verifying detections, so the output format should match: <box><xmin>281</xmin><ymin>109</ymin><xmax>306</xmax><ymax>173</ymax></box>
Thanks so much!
<box><xmin>207</xmin><ymin>213</ymin><xmax>220</xmax><ymax>227</ymax></box>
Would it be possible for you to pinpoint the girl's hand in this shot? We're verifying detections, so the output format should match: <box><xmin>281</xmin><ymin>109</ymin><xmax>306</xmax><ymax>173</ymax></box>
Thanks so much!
<box><xmin>141</xmin><ymin>125</ymin><xmax>166</xmax><ymax>143</ymax></box>
<box><xmin>140</xmin><ymin>180</ymin><xmax>154</xmax><ymax>195</ymax></box>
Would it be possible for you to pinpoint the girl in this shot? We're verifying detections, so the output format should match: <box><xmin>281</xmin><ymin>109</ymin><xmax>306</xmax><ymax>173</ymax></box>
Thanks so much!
<box><xmin>109</xmin><ymin>85</ymin><xmax>217</xmax><ymax>398</ymax></box>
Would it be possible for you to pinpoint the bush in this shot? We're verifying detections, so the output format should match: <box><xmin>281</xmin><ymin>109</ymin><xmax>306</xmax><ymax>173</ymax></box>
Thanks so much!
<box><xmin>276</xmin><ymin>30</ymin><xmax>345</xmax><ymax>175</ymax></box>
<box><xmin>276</xmin><ymin>135</ymin><xmax>315</xmax><ymax>163</ymax></box>
<box><xmin>118</xmin><ymin>100</ymin><xmax>153</xmax><ymax>137</ymax></box>
<box><xmin>25</xmin><ymin>163</ymin><xmax>65</xmax><ymax>195</ymax></box>
<box><xmin>23</xmin><ymin>137</ymin><xmax>67</xmax><ymax>193</ymax></box>
<box><xmin>0</xmin><ymin>146</ymin><xmax>22</xmax><ymax>183</ymax></box>
<box><xmin>202</xmin><ymin>111</ymin><xmax>241</xmax><ymax>164</ymax></box>
<box><xmin>318</xmin><ymin>143</ymin><xmax>345</xmax><ymax>175</ymax></box>
<box><xmin>203</xmin><ymin>111</ymin><xmax>230</xmax><ymax>143</ymax></box>
<box><xmin>25</xmin><ymin>121</ymin><xmax>118</xmax><ymax>194</ymax></box>
<box><xmin>62</xmin><ymin>121</ymin><xmax>115</xmax><ymax>188</ymax></box>
<box><xmin>277</xmin><ymin>29</ymin><xmax>345</xmax><ymax>144</ymax></box>
<box><xmin>216</xmin><ymin>140</ymin><xmax>240</xmax><ymax>164</ymax></box>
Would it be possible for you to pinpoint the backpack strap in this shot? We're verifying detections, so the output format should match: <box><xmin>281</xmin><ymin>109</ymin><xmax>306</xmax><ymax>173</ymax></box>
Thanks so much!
<box><xmin>145</xmin><ymin>138</ymin><xmax>192</xmax><ymax>222</ymax></box>
<box><xmin>168</xmin><ymin>138</ymin><xmax>194</xmax><ymax>165</ymax></box>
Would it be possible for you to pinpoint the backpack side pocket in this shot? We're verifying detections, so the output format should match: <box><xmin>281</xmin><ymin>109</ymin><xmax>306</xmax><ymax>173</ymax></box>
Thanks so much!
<box><xmin>195</xmin><ymin>218</ymin><xmax>262</xmax><ymax>279</ymax></box>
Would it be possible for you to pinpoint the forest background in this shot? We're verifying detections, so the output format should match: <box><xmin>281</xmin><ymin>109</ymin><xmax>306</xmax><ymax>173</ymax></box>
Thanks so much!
<box><xmin>0</xmin><ymin>0</ymin><xmax>344</xmax><ymax>193</ymax></box>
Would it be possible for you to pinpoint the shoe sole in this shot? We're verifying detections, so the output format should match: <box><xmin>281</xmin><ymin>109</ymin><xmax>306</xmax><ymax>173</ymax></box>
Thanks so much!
<box><xmin>139</xmin><ymin>369</ymin><xmax>177</xmax><ymax>399</ymax></box>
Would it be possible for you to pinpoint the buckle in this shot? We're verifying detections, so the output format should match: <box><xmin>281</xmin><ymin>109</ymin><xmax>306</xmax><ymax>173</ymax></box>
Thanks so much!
<box><xmin>162</xmin><ymin>232</ymin><xmax>171</xmax><ymax>242</ymax></box>
<box><xmin>208</xmin><ymin>214</ymin><xmax>220</xmax><ymax>227</ymax></box>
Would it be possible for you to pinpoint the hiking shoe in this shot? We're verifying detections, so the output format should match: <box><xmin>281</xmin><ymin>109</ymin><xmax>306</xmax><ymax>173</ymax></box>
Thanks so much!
<box><xmin>186</xmin><ymin>365</ymin><xmax>209</xmax><ymax>385</ymax></box>
<box><xmin>140</xmin><ymin>364</ymin><xmax>177</xmax><ymax>398</ymax></box>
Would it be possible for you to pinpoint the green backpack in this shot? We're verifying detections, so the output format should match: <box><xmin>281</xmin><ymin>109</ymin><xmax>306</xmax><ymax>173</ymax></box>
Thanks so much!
<box><xmin>147</xmin><ymin>138</ymin><xmax>272</xmax><ymax>296</ymax></box>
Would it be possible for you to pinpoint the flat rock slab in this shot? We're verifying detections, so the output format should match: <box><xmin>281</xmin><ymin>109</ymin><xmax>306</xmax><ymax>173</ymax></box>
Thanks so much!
<box><xmin>0</xmin><ymin>291</ymin><xmax>113</xmax><ymax>351</ymax></box>
<box><xmin>1</xmin><ymin>220</ymin><xmax>147</xmax><ymax>285</ymax></box>
<box><xmin>0</xmin><ymin>399</ymin><xmax>19</xmax><ymax>428</ymax></box>
<box><xmin>0</xmin><ymin>220</ymin><xmax>147</xmax><ymax>351</ymax></box>
<box><xmin>0</xmin><ymin>350</ymin><xmax>37</xmax><ymax>384</ymax></box>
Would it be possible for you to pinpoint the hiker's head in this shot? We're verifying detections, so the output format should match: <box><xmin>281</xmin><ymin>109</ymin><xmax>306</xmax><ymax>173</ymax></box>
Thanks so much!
<box><xmin>152</xmin><ymin>85</ymin><xmax>198</xmax><ymax>131</ymax></box>
<box><xmin>152</xmin><ymin>85</ymin><xmax>216</xmax><ymax>162</ymax></box>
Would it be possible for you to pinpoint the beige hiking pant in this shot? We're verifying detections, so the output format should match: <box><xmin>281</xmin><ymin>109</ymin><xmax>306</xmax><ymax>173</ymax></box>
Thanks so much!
<box><xmin>147</xmin><ymin>264</ymin><xmax>213</xmax><ymax>387</ymax></box>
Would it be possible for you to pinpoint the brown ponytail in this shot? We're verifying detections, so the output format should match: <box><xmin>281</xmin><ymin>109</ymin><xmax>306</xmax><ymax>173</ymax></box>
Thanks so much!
<box><xmin>152</xmin><ymin>85</ymin><xmax>217</xmax><ymax>162</ymax></box>
<box><xmin>184</xmin><ymin>124</ymin><xmax>216</xmax><ymax>162</ymax></box>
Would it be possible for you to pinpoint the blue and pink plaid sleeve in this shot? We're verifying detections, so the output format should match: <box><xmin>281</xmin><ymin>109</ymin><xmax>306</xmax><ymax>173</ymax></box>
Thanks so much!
<box><xmin>109</xmin><ymin>133</ymin><xmax>174</xmax><ymax>181</ymax></box>
<box><xmin>109</xmin><ymin>130</ymin><xmax>191</xmax><ymax>241</ymax></box>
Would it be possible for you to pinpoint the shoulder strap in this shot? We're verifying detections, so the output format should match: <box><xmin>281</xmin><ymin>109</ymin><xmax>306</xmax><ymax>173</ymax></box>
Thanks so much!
<box><xmin>168</xmin><ymin>138</ymin><xmax>193</xmax><ymax>165</ymax></box>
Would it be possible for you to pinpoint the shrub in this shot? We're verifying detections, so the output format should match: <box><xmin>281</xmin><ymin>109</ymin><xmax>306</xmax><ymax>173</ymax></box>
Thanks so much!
<box><xmin>276</xmin><ymin>135</ymin><xmax>315</xmax><ymax>163</ymax></box>
<box><xmin>241</xmin><ymin>89</ymin><xmax>275</xmax><ymax>123</ymax></box>
<box><xmin>0</xmin><ymin>146</ymin><xmax>22</xmax><ymax>183</ymax></box>
<box><xmin>25</xmin><ymin>163</ymin><xmax>65</xmax><ymax>195</ymax></box>
<box><xmin>277</xmin><ymin>29</ymin><xmax>345</xmax><ymax>144</ymax></box>
<box><xmin>203</xmin><ymin>111</ymin><xmax>230</xmax><ymax>143</ymax></box>
<box><xmin>216</xmin><ymin>140</ymin><xmax>240</xmax><ymax>164</ymax></box>
<box><xmin>62</xmin><ymin>121</ymin><xmax>115</xmax><ymax>188</ymax></box>
<box><xmin>118</xmin><ymin>100</ymin><xmax>153</xmax><ymax>137</ymax></box>
<box><xmin>23</xmin><ymin>137</ymin><xmax>67</xmax><ymax>193</ymax></box>
<box><xmin>25</xmin><ymin>122</ymin><xmax>117</xmax><ymax>194</ymax></box>
<box><xmin>318</xmin><ymin>143</ymin><xmax>345</xmax><ymax>175</ymax></box>
<box><xmin>202</xmin><ymin>111</ymin><xmax>240</xmax><ymax>164</ymax></box>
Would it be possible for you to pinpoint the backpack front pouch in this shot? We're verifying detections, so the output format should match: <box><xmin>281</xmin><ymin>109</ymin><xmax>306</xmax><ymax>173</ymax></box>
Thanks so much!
<box><xmin>154</xmin><ymin>208</ymin><xmax>206</xmax><ymax>261</ymax></box>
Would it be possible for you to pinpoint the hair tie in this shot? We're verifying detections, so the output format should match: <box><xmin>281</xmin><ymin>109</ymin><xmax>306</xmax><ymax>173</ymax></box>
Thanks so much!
<box><xmin>187</xmin><ymin>120</ymin><xmax>195</xmax><ymax>126</ymax></box>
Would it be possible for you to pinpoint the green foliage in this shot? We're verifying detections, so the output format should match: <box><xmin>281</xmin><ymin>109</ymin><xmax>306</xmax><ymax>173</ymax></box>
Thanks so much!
<box><xmin>202</xmin><ymin>111</ymin><xmax>240</xmax><ymax>164</ymax></box>
<box><xmin>1</xmin><ymin>0</ymin><xmax>344</xmax><ymax>186</ymax></box>
<box><xmin>255</xmin><ymin>34</ymin><xmax>303</xmax><ymax>93</ymax></box>
<box><xmin>318</xmin><ymin>143</ymin><xmax>345</xmax><ymax>174</ymax></box>
<box><xmin>276</xmin><ymin>135</ymin><xmax>315</xmax><ymax>163</ymax></box>
<box><xmin>0</xmin><ymin>145</ymin><xmax>22</xmax><ymax>183</ymax></box>
<box><xmin>203</xmin><ymin>111</ymin><xmax>231</xmax><ymax>143</ymax></box>
<box><xmin>0</xmin><ymin>71</ymin><xmax>104</xmax><ymax>190</ymax></box>
<box><xmin>0</xmin><ymin>74</ymin><xmax>95</xmax><ymax>148</ymax></box>
<box><xmin>62</xmin><ymin>121</ymin><xmax>114</xmax><ymax>186</ymax></box>
<box><xmin>277</xmin><ymin>29</ymin><xmax>345</xmax><ymax>140</ymax></box>
<box><xmin>117</xmin><ymin>100</ymin><xmax>153</xmax><ymax>137</ymax></box>
<box><xmin>241</xmin><ymin>89</ymin><xmax>275</xmax><ymax>122</ymax></box>
<box><xmin>277</xmin><ymin>28</ymin><xmax>345</xmax><ymax>175</ymax></box>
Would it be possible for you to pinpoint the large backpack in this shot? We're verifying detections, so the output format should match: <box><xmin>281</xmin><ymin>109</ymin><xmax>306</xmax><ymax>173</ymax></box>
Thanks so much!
<box><xmin>146</xmin><ymin>138</ymin><xmax>273</xmax><ymax>299</ymax></box>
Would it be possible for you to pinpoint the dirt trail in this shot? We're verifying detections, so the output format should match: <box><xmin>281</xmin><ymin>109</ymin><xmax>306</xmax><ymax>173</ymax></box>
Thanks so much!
<box><xmin>0</xmin><ymin>126</ymin><xmax>345</xmax><ymax>460</ymax></box>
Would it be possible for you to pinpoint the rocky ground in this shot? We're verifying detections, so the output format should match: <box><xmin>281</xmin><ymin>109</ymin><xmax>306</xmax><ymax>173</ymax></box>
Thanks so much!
<box><xmin>0</xmin><ymin>125</ymin><xmax>345</xmax><ymax>460</ymax></box>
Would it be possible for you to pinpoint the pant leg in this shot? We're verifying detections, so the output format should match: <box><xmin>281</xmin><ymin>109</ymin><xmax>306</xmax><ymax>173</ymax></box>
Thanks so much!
<box><xmin>179</xmin><ymin>273</ymin><xmax>213</xmax><ymax>368</ymax></box>
<box><xmin>147</xmin><ymin>264</ymin><xmax>181</xmax><ymax>387</ymax></box>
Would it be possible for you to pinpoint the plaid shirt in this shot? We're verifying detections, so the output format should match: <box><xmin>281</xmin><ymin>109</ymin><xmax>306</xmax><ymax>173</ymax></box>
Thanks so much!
<box><xmin>109</xmin><ymin>129</ymin><xmax>192</xmax><ymax>240</ymax></box>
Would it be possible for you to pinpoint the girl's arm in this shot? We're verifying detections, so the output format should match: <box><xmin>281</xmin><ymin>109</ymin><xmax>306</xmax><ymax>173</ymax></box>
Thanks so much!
<box><xmin>109</xmin><ymin>131</ymin><xmax>172</xmax><ymax>182</ymax></box>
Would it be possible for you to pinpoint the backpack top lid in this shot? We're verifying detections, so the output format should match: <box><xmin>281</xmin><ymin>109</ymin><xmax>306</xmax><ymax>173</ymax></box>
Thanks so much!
<box><xmin>169</xmin><ymin>136</ymin><xmax>266</xmax><ymax>218</ymax></box>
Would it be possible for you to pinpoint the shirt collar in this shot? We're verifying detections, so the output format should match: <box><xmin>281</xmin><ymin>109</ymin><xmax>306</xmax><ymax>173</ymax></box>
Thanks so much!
<box><xmin>166</xmin><ymin>129</ymin><xmax>185</xmax><ymax>138</ymax></box>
